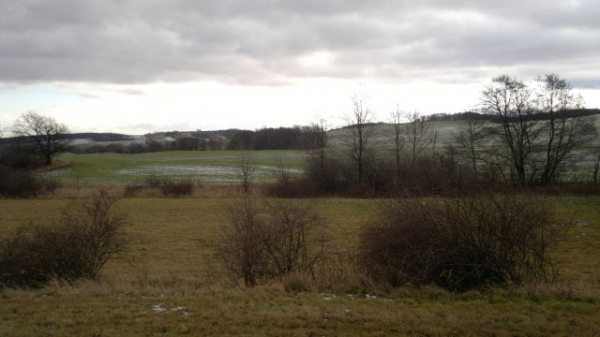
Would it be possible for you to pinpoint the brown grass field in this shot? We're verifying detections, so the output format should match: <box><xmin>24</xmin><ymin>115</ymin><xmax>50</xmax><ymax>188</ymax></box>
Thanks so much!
<box><xmin>1</xmin><ymin>196</ymin><xmax>600</xmax><ymax>336</ymax></box>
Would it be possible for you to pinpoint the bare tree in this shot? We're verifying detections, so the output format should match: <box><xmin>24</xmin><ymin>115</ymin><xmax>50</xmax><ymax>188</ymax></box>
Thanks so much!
<box><xmin>0</xmin><ymin>125</ymin><xmax>4</xmax><ymax>163</ymax></box>
<box><xmin>275</xmin><ymin>155</ymin><xmax>292</xmax><ymax>185</ymax></box>
<box><xmin>308</xmin><ymin>116</ymin><xmax>329</xmax><ymax>172</ymax></box>
<box><xmin>345</xmin><ymin>93</ymin><xmax>374</xmax><ymax>184</ymax></box>
<box><xmin>593</xmin><ymin>150</ymin><xmax>600</xmax><ymax>185</ymax></box>
<box><xmin>431</xmin><ymin>129</ymin><xmax>438</xmax><ymax>155</ymax></box>
<box><xmin>13</xmin><ymin>112</ymin><xmax>68</xmax><ymax>165</ymax></box>
<box><xmin>405</xmin><ymin>112</ymin><xmax>435</xmax><ymax>167</ymax></box>
<box><xmin>454</xmin><ymin>118</ymin><xmax>486</xmax><ymax>177</ymax></box>
<box><xmin>390</xmin><ymin>107</ymin><xmax>404</xmax><ymax>177</ymax></box>
<box><xmin>480</xmin><ymin>75</ymin><xmax>541</xmax><ymax>186</ymax></box>
<box><xmin>536</xmin><ymin>74</ymin><xmax>597</xmax><ymax>185</ymax></box>
<box><xmin>237</xmin><ymin>151</ymin><xmax>255</xmax><ymax>194</ymax></box>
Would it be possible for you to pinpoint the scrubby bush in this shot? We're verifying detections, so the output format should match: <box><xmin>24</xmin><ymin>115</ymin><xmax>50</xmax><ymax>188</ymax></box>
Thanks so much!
<box><xmin>358</xmin><ymin>194</ymin><xmax>560</xmax><ymax>291</ymax></box>
<box><xmin>267</xmin><ymin>149</ymin><xmax>481</xmax><ymax>198</ymax></box>
<box><xmin>0</xmin><ymin>165</ymin><xmax>43</xmax><ymax>198</ymax></box>
<box><xmin>123</xmin><ymin>182</ymin><xmax>145</xmax><ymax>197</ymax></box>
<box><xmin>142</xmin><ymin>174</ymin><xmax>194</xmax><ymax>196</ymax></box>
<box><xmin>217</xmin><ymin>198</ymin><xmax>329</xmax><ymax>286</ymax></box>
<box><xmin>144</xmin><ymin>174</ymin><xmax>167</xmax><ymax>188</ymax></box>
<box><xmin>41</xmin><ymin>178</ymin><xmax>62</xmax><ymax>195</ymax></box>
<box><xmin>123</xmin><ymin>175</ymin><xmax>195</xmax><ymax>197</ymax></box>
<box><xmin>0</xmin><ymin>190</ymin><xmax>128</xmax><ymax>288</ymax></box>
<box><xmin>0</xmin><ymin>144</ymin><xmax>45</xmax><ymax>170</ymax></box>
<box><xmin>160</xmin><ymin>180</ymin><xmax>194</xmax><ymax>196</ymax></box>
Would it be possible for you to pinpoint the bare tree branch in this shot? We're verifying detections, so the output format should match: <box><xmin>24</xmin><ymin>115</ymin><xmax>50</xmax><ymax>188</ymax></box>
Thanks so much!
<box><xmin>345</xmin><ymin>93</ymin><xmax>374</xmax><ymax>184</ymax></box>
<box><xmin>13</xmin><ymin>112</ymin><xmax>68</xmax><ymax>165</ymax></box>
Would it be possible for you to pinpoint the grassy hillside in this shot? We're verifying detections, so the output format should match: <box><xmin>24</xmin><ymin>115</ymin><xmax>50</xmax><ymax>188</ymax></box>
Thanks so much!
<box><xmin>0</xmin><ymin>196</ymin><xmax>599</xmax><ymax>335</ymax></box>
<box><xmin>328</xmin><ymin>114</ymin><xmax>600</xmax><ymax>149</ymax></box>
<box><xmin>37</xmin><ymin>114</ymin><xmax>600</xmax><ymax>185</ymax></box>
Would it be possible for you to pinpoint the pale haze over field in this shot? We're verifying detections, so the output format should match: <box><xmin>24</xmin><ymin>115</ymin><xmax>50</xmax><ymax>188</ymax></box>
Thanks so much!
<box><xmin>1</xmin><ymin>0</ymin><xmax>599</xmax><ymax>134</ymax></box>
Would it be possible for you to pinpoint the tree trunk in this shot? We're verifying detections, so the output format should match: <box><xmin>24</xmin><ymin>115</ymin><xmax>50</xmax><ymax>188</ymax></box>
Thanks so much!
<box><xmin>594</xmin><ymin>152</ymin><xmax>600</xmax><ymax>185</ymax></box>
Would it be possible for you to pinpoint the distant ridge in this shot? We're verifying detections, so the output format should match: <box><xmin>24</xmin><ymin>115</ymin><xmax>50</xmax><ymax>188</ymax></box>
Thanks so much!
<box><xmin>426</xmin><ymin>108</ymin><xmax>600</xmax><ymax>122</ymax></box>
<box><xmin>62</xmin><ymin>133</ymin><xmax>135</xmax><ymax>142</ymax></box>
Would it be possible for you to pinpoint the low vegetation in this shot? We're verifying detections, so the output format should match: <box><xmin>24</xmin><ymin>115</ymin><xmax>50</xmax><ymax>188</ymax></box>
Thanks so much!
<box><xmin>0</xmin><ymin>190</ymin><xmax>128</xmax><ymax>288</ymax></box>
<box><xmin>217</xmin><ymin>198</ymin><xmax>329</xmax><ymax>286</ymax></box>
<box><xmin>132</xmin><ymin>175</ymin><xmax>196</xmax><ymax>197</ymax></box>
<box><xmin>0</xmin><ymin>196</ymin><xmax>598</xmax><ymax>335</ymax></box>
<box><xmin>358</xmin><ymin>194</ymin><xmax>561</xmax><ymax>290</ymax></box>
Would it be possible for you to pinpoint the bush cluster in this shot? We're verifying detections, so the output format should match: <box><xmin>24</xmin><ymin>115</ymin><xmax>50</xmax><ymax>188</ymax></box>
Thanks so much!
<box><xmin>124</xmin><ymin>175</ymin><xmax>195</xmax><ymax>197</ymax></box>
<box><xmin>217</xmin><ymin>198</ymin><xmax>329</xmax><ymax>286</ymax></box>
<box><xmin>0</xmin><ymin>165</ymin><xmax>62</xmax><ymax>198</ymax></box>
<box><xmin>267</xmin><ymin>150</ymin><xmax>478</xmax><ymax>198</ymax></box>
<box><xmin>0</xmin><ymin>190</ymin><xmax>128</xmax><ymax>288</ymax></box>
<box><xmin>358</xmin><ymin>194</ymin><xmax>559</xmax><ymax>290</ymax></box>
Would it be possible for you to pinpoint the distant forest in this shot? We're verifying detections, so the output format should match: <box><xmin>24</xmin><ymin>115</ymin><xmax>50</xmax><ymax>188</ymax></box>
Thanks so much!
<box><xmin>426</xmin><ymin>108</ymin><xmax>600</xmax><ymax>122</ymax></box>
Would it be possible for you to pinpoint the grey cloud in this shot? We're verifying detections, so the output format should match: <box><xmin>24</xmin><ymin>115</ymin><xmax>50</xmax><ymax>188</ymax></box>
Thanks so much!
<box><xmin>0</xmin><ymin>0</ymin><xmax>599</xmax><ymax>87</ymax></box>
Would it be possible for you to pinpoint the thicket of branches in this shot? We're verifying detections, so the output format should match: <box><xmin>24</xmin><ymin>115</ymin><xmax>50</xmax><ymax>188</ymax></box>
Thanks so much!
<box><xmin>0</xmin><ymin>190</ymin><xmax>128</xmax><ymax>288</ymax></box>
<box><xmin>358</xmin><ymin>194</ymin><xmax>561</xmax><ymax>290</ymax></box>
<box><xmin>216</xmin><ymin>198</ymin><xmax>329</xmax><ymax>287</ymax></box>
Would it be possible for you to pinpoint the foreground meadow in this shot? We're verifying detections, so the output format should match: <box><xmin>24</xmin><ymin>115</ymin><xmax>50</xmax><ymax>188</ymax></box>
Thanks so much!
<box><xmin>1</xmin><ymin>196</ymin><xmax>600</xmax><ymax>335</ymax></box>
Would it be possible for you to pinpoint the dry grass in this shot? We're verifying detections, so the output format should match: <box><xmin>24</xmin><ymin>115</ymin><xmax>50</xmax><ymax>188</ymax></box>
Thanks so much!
<box><xmin>1</xmin><ymin>282</ymin><xmax>599</xmax><ymax>336</ymax></box>
<box><xmin>0</xmin><ymin>196</ymin><xmax>599</xmax><ymax>335</ymax></box>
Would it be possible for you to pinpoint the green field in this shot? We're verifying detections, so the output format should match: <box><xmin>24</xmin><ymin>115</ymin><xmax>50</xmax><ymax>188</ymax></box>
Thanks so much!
<box><xmin>39</xmin><ymin>115</ymin><xmax>600</xmax><ymax>185</ymax></box>
<box><xmin>45</xmin><ymin>150</ymin><xmax>309</xmax><ymax>184</ymax></box>
<box><xmin>1</xmin><ymin>196</ymin><xmax>600</xmax><ymax>335</ymax></box>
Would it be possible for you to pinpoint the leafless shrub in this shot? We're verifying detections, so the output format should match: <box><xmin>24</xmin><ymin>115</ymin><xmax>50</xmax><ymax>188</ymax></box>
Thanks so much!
<box><xmin>358</xmin><ymin>194</ymin><xmax>560</xmax><ymax>291</ymax></box>
<box><xmin>217</xmin><ymin>197</ymin><xmax>262</xmax><ymax>286</ymax></box>
<box><xmin>123</xmin><ymin>182</ymin><xmax>145</xmax><ymax>197</ymax></box>
<box><xmin>0</xmin><ymin>165</ymin><xmax>43</xmax><ymax>198</ymax></box>
<box><xmin>160</xmin><ymin>179</ymin><xmax>194</xmax><ymax>196</ymax></box>
<box><xmin>41</xmin><ymin>178</ymin><xmax>62</xmax><ymax>195</ymax></box>
<box><xmin>0</xmin><ymin>189</ymin><xmax>128</xmax><ymax>288</ymax></box>
<box><xmin>216</xmin><ymin>197</ymin><xmax>329</xmax><ymax>287</ymax></box>
<box><xmin>265</xmin><ymin>178</ymin><xmax>311</xmax><ymax>198</ymax></box>
<box><xmin>132</xmin><ymin>175</ymin><xmax>195</xmax><ymax>196</ymax></box>
<box><xmin>144</xmin><ymin>173</ymin><xmax>166</xmax><ymax>188</ymax></box>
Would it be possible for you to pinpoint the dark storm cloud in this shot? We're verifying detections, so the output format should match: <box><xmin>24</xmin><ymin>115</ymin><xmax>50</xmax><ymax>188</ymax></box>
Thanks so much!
<box><xmin>1</xmin><ymin>0</ymin><xmax>599</xmax><ymax>86</ymax></box>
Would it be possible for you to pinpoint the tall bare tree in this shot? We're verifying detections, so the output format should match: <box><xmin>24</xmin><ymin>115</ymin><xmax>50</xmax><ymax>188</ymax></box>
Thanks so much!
<box><xmin>0</xmin><ymin>125</ymin><xmax>4</xmax><ymax>163</ymax></box>
<box><xmin>14</xmin><ymin>112</ymin><xmax>68</xmax><ymax>165</ymax></box>
<box><xmin>390</xmin><ymin>107</ymin><xmax>404</xmax><ymax>177</ymax></box>
<box><xmin>593</xmin><ymin>150</ymin><xmax>600</xmax><ymax>185</ymax></box>
<box><xmin>536</xmin><ymin>74</ymin><xmax>597</xmax><ymax>184</ymax></box>
<box><xmin>345</xmin><ymin>93</ymin><xmax>374</xmax><ymax>184</ymax></box>
<box><xmin>454</xmin><ymin>118</ymin><xmax>486</xmax><ymax>177</ymax></box>
<box><xmin>405</xmin><ymin>112</ymin><xmax>435</xmax><ymax>167</ymax></box>
<box><xmin>481</xmin><ymin>75</ymin><xmax>541</xmax><ymax>186</ymax></box>
<box><xmin>308</xmin><ymin>116</ymin><xmax>329</xmax><ymax>172</ymax></box>
<box><xmin>237</xmin><ymin>151</ymin><xmax>255</xmax><ymax>194</ymax></box>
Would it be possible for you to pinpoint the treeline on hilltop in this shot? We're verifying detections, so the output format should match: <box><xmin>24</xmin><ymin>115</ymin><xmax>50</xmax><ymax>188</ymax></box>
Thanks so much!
<box><xmin>426</xmin><ymin>108</ymin><xmax>600</xmax><ymax>122</ymax></box>
<box><xmin>227</xmin><ymin>126</ymin><xmax>326</xmax><ymax>150</ymax></box>
<box><xmin>68</xmin><ymin>125</ymin><xmax>327</xmax><ymax>154</ymax></box>
<box><xmin>63</xmin><ymin>133</ymin><xmax>134</xmax><ymax>142</ymax></box>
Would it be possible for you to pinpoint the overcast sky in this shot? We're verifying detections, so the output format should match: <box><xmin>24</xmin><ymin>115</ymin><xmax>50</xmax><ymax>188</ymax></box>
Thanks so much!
<box><xmin>1</xmin><ymin>0</ymin><xmax>599</xmax><ymax>134</ymax></box>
